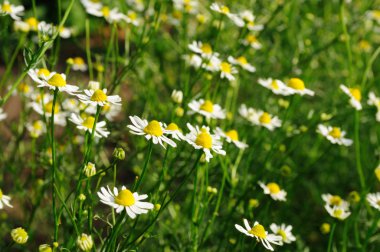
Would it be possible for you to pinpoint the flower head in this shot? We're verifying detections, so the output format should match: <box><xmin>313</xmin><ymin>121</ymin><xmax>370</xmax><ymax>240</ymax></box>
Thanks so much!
<box><xmin>340</xmin><ymin>84</ymin><xmax>362</xmax><ymax>110</ymax></box>
<box><xmin>258</xmin><ymin>78</ymin><xmax>293</xmax><ymax>96</ymax></box>
<box><xmin>77</xmin><ymin>233</ymin><xmax>93</xmax><ymax>251</ymax></box>
<box><xmin>11</xmin><ymin>227</ymin><xmax>28</xmax><ymax>244</ymax></box>
<box><xmin>228</xmin><ymin>56</ymin><xmax>256</xmax><ymax>73</ymax></box>
<box><xmin>287</xmin><ymin>78</ymin><xmax>315</xmax><ymax>96</ymax></box>
<box><xmin>239</xmin><ymin>105</ymin><xmax>282</xmax><ymax>131</ymax></box>
<box><xmin>322</xmin><ymin>194</ymin><xmax>350</xmax><ymax>208</ymax></box>
<box><xmin>215</xmin><ymin>127</ymin><xmax>248</xmax><ymax>149</ymax></box>
<box><xmin>188</xmin><ymin>99</ymin><xmax>226</xmax><ymax>119</ymax></box>
<box><xmin>77</xmin><ymin>88</ymin><xmax>121</xmax><ymax>107</ymax></box>
<box><xmin>69</xmin><ymin>113</ymin><xmax>110</xmax><ymax>138</ymax></box>
<box><xmin>317</xmin><ymin>125</ymin><xmax>353</xmax><ymax>146</ymax></box>
<box><xmin>259</xmin><ymin>181</ymin><xmax>287</xmax><ymax>201</ymax></box>
<box><xmin>28</xmin><ymin>70</ymin><xmax>79</xmax><ymax>94</ymax></box>
<box><xmin>324</xmin><ymin>204</ymin><xmax>351</xmax><ymax>220</ymax></box>
<box><xmin>0</xmin><ymin>189</ymin><xmax>13</xmax><ymax>209</ymax></box>
<box><xmin>97</xmin><ymin>186</ymin><xmax>154</xmax><ymax>218</ymax></box>
<box><xmin>269</xmin><ymin>223</ymin><xmax>296</xmax><ymax>245</ymax></box>
<box><xmin>0</xmin><ymin>1</ymin><xmax>24</xmax><ymax>20</ymax></box>
<box><xmin>366</xmin><ymin>192</ymin><xmax>380</xmax><ymax>211</ymax></box>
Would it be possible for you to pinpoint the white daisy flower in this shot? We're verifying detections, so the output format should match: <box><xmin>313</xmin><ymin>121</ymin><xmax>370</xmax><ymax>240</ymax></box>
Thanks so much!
<box><xmin>240</xmin><ymin>106</ymin><xmax>282</xmax><ymax>131</ymax></box>
<box><xmin>258</xmin><ymin>181</ymin><xmax>287</xmax><ymax>201</ymax></box>
<box><xmin>173</xmin><ymin>0</ymin><xmax>199</xmax><ymax>14</ymax></box>
<box><xmin>185</xmin><ymin>124</ymin><xmax>226</xmax><ymax>162</ymax></box>
<box><xmin>210</xmin><ymin>3</ymin><xmax>244</xmax><ymax>27</ymax></box>
<box><xmin>100</xmin><ymin>103</ymin><xmax>121</xmax><ymax>122</ymax></box>
<box><xmin>26</xmin><ymin>120</ymin><xmax>46</xmax><ymax>138</ymax></box>
<box><xmin>165</xmin><ymin>122</ymin><xmax>186</xmax><ymax>141</ymax></box>
<box><xmin>69</xmin><ymin>113</ymin><xmax>110</xmax><ymax>138</ymax></box>
<box><xmin>287</xmin><ymin>78</ymin><xmax>315</xmax><ymax>96</ymax></box>
<box><xmin>219</xmin><ymin>61</ymin><xmax>237</xmax><ymax>81</ymax></box>
<box><xmin>269</xmin><ymin>223</ymin><xmax>296</xmax><ymax>245</ymax></box>
<box><xmin>125</xmin><ymin>11</ymin><xmax>140</xmax><ymax>26</ymax></box>
<box><xmin>258</xmin><ymin>78</ymin><xmax>293</xmax><ymax>96</ymax></box>
<box><xmin>70</xmin><ymin>57</ymin><xmax>88</xmax><ymax>71</ymax></box>
<box><xmin>0</xmin><ymin>1</ymin><xmax>24</xmax><ymax>20</ymax></box>
<box><xmin>97</xmin><ymin>186</ymin><xmax>154</xmax><ymax>219</ymax></box>
<box><xmin>366</xmin><ymin>192</ymin><xmax>380</xmax><ymax>211</ymax></box>
<box><xmin>368</xmin><ymin>92</ymin><xmax>380</xmax><ymax>122</ymax></box>
<box><xmin>235</xmin><ymin>219</ymin><xmax>282</xmax><ymax>251</ymax></box>
<box><xmin>188</xmin><ymin>99</ymin><xmax>226</xmax><ymax>119</ymax></box>
<box><xmin>37</xmin><ymin>21</ymin><xmax>72</xmax><ymax>39</ymax></box>
<box><xmin>202</xmin><ymin>55</ymin><xmax>222</xmax><ymax>72</ymax></box>
<box><xmin>215</xmin><ymin>127</ymin><xmax>248</xmax><ymax>149</ymax></box>
<box><xmin>317</xmin><ymin>125</ymin><xmax>353</xmax><ymax>146</ymax></box>
<box><xmin>322</xmin><ymin>193</ymin><xmax>350</xmax><ymax>209</ymax></box>
<box><xmin>0</xmin><ymin>189</ymin><xmax>13</xmax><ymax>209</ymax></box>
<box><xmin>340</xmin><ymin>84</ymin><xmax>362</xmax><ymax>110</ymax></box>
<box><xmin>241</xmin><ymin>34</ymin><xmax>262</xmax><ymax>49</ymax></box>
<box><xmin>62</xmin><ymin>98</ymin><xmax>80</xmax><ymax>112</ymax></box>
<box><xmin>0</xmin><ymin>108</ymin><xmax>7</xmax><ymax>121</ymax></box>
<box><xmin>27</xmin><ymin>68</ymin><xmax>52</xmax><ymax>83</ymax></box>
<box><xmin>77</xmin><ymin>233</ymin><xmax>93</xmax><ymax>251</ymax></box>
<box><xmin>324</xmin><ymin>204</ymin><xmax>351</xmax><ymax>220</ymax></box>
<box><xmin>183</xmin><ymin>54</ymin><xmax>203</xmax><ymax>69</ymax></box>
<box><xmin>127</xmin><ymin>116</ymin><xmax>176</xmax><ymax>148</ymax></box>
<box><xmin>86</xmin><ymin>5</ymin><xmax>127</xmax><ymax>24</ymax></box>
<box><xmin>29</xmin><ymin>95</ymin><xmax>67</xmax><ymax>126</ymax></box>
<box><xmin>228</xmin><ymin>56</ymin><xmax>256</xmax><ymax>73</ymax></box>
<box><xmin>239</xmin><ymin>10</ymin><xmax>264</xmax><ymax>31</ymax></box>
<box><xmin>188</xmin><ymin>41</ymin><xmax>219</xmax><ymax>59</ymax></box>
<box><xmin>77</xmin><ymin>88</ymin><xmax>121</xmax><ymax>107</ymax></box>
<box><xmin>28</xmin><ymin>70</ymin><xmax>79</xmax><ymax>94</ymax></box>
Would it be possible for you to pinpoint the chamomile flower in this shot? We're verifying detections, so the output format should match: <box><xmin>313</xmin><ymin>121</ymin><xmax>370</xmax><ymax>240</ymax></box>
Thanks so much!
<box><xmin>101</xmin><ymin>103</ymin><xmax>121</xmax><ymax>121</ymax></box>
<box><xmin>173</xmin><ymin>0</ymin><xmax>199</xmax><ymax>14</ymax></box>
<box><xmin>235</xmin><ymin>219</ymin><xmax>282</xmax><ymax>251</ymax></box>
<box><xmin>259</xmin><ymin>181</ymin><xmax>287</xmax><ymax>201</ymax></box>
<box><xmin>228</xmin><ymin>56</ymin><xmax>256</xmax><ymax>73</ymax></box>
<box><xmin>86</xmin><ymin>5</ymin><xmax>127</xmax><ymax>24</ymax></box>
<box><xmin>340</xmin><ymin>84</ymin><xmax>362</xmax><ymax>110</ymax></box>
<box><xmin>26</xmin><ymin>120</ymin><xmax>46</xmax><ymax>138</ymax></box>
<box><xmin>368</xmin><ymin>92</ymin><xmax>380</xmax><ymax>121</ymax></box>
<box><xmin>25</xmin><ymin>17</ymin><xmax>38</xmax><ymax>31</ymax></box>
<box><xmin>62</xmin><ymin>98</ymin><xmax>80</xmax><ymax>112</ymax></box>
<box><xmin>38</xmin><ymin>22</ymin><xmax>72</xmax><ymax>39</ymax></box>
<box><xmin>202</xmin><ymin>55</ymin><xmax>222</xmax><ymax>72</ymax></box>
<box><xmin>76</xmin><ymin>233</ymin><xmax>93</xmax><ymax>251</ymax></box>
<box><xmin>188</xmin><ymin>99</ymin><xmax>226</xmax><ymax>119</ymax></box>
<box><xmin>69</xmin><ymin>113</ymin><xmax>110</xmax><ymax>138</ymax></box>
<box><xmin>219</xmin><ymin>61</ymin><xmax>238</xmax><ymax>80</ymax></box>
<box><xmin>366</xmin><ymin>192</ymin><xmax>380</xmax><ymax>211</ymax></box>
<box><xmin>287</xmin><ymin>78</ymin><xmax>315</xmax><ymax>96</ymax></box>
<box><xmin>183</xmin><ymin>54</ymin><xmax>203</xmax><ymax>69</ymax></box>
<box><xmin>215</xmin><ymin>127</ymin><xmax>248</xmax><ymax>149</ymax></box>
<box><xmin>29</xmin><ymin>70</ymin><xmax>79</xmax><ymax>94</ymax></box>
<box><xmin>244</xmin><ymin>108</ymin><xmax>282</xmax><ymax>131</ymax></box>
<box><xmin>11</xmin><ymin>227</ymin><xmax>28</xmax><ymax>244</ymax></box>
<box><xmin>165</xmin><ymin>122</ymin><xmax>186</xmax><ymax>141</ymax></box>
<box><xmin>171</xmin><ymin>89</ymin><xmax>183</xmax><ymax>104</ymax></box>
<box><xmin>210</xmin><ymin>3</ymin><xmax>244</xmax><ymax>27</ymax></box>
<box><xmin>30</xmin><ymin>95</ymin><xmax>67</xmax><ymax>126</ymax></box>
<box><xmin>269</xmin><ymin>223</ymin><xmax>296</xmax><ymax>245</ymax></box>
<box><xmin>185</xmin><ymin>124</ymin><xmax>226</xmax><ymax>162</ymax></box>
<box><xmin>77</xmin><ymin>88</ymin><xmax>121</xmax><ymax>107</ymax></box>
<box><xmin>0</xmin><ymin>189</ymin><xmax>13</xmax><ymax>209</ymax></box>
<box><xmin>0</xmin><ymin>1</ymin><xmax>24</xmax><ymax>20</ymax></box>
<box><xmin>70</xmin><ymin>57</ymin><xmax>88</xmax><ymax>71</ymax></box>
<box><xmin>188</xmin><ymin>41</ymin><xmax>219</xmax><ymax>59</ymax></box>
<box><xmin>125</xmin><ymin>11</ymin><xmax>140</xmax><ymax>26</ymax></box>
<box><xmin>0</xmin><ymin>108</ymin><xmax>7</xmax><ymax>121</ymax></box>
<box><xmin>239</xmin><ymin>10</ymin><xmax>264</xmax><ymax>31</ymax></box>
<box><xmin>127</xmin><ymin>116</ymin><xmax>176</xmax><ymax>148</ymax></box>
<box><xmin>322</xmin><ymin>194</ymin><xmax>350</xmax><ymax>209</ymax></box>
<box><xmin>317</xmin><ymin>125</ymin><xmax>353</xmax><ymax>146</ymax></box>
<box><xmin>324</xmin><ymin>204</ymin><xmax>351</xmax><ymax>220</ymax></box>
<box><xmin>258</xmin><ymin>78</ymin><xmax>293</xmax><ymax>96</ymax></box>
<box><xmin>241</xmin><ymin>34</ymin><xmax>262</xmax><ymax>49</ymax></box>
<box><xmin>97</xmin><ymin>186</ymin><xmax>154</xmax><ymax>218</ymax></box>
<box><xmin>28</xmin><ymin>68</ymin><xmax>52</xmax><ymax>83</ymax></box>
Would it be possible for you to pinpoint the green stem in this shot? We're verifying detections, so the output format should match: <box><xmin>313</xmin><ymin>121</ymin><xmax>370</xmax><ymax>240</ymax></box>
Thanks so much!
<box><xmin>86</xmin><ymin>19</ymin><xmax>94</xmax><ymax>80</ymax></box>
<box><xmin>354</xmin><ymin>111</ymin><xmax>365</xmax><ymax>190</ymax></box>
<box><xmin>133</xmin><ymin>141</ymin><xmax>153</xmax><ymax>191</ymax></box>
<box><xmin>327</xmin><ymin>222</ymin><xmax>337</xmax><ymax>252</ymax></box>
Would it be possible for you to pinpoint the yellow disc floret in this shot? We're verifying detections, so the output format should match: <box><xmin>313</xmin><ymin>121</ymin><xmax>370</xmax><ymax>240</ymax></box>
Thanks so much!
<box><xmin>329</xmin><ymin>195</ymin><xmax>342</xmax><ymax>206</ymax></box>
<box><xmin>144</xmin><ymin>120</ymin><xmax>163</xmax><ymax>136</ymax></box>
<box><xmin>200</xmin><ymin>100</ymin><xmax>214</xmax><ymax>113</ymax></box>
<box><xmin>236</xmin><ymin>56</ymin><xmax>248</xmax><ymax>65</ymax></box>
<box><xmin>2</xmin><ymin>3</ymin><xmax>11</xmax><ymax>13</ymax></box>
<box><xmin>47</xmin><ymin>74</ymin><xmax>66</xmax><ymax>87</ymax></box>
<box><xmin>220</xmin><ymin>62</ymin><xmax>232</xmax><ymax>74</ymax></box>
<box><xmin>91</xmin><ymin>89</ymin><xmax>108</xmax><ymax>102</ymax></box>
<box><xmin>248</xmin><ymin>224</ymin><xmax>267</xmax><ymax>238</ymax></box>
<box><xmin>200</xmin><ymin>43</ymin><xmax>212</xmax><ymax>54</ymax></box>
<box><xmin>271</xmin><ymin>80</ymin><xmax>279</xmax><ymax>90</ymax></box>
<box><xmin>37</xmin><ymin>68</ymin><xmax>50</xmax><ymax>77</ymax></box>
<box><xmin>166</xmin><ymin>122</ymin><xmax>179</xmax><ymax>131</ymax></box>
<box><xmin>101</xmin><ymin>6</ymin><xmax>110</xmax><ymax>17</ymax></box>
<box><xmin>195</xmin><ymin>128</ymin><xmax>212</xmax><ymax>149</ymax></box>
<box><xmin>349</xmin><ymin>88</ymin><xmax>361</xmax><ymax>101</ymax></box>
<box><xmin>114</xmin><ymin>189</ymin><xmax>135</xmax><ymax>206</ymax></box>
<box><xmin>288</xmin><ymin>78</ymin><xmax>305</xmax><ymax>90</ymax></box>
<box><xmin>82</xmin><ymin>116</ymin><xmax>95</xmax><ymax>129</ymax></box>
<box><xmin>259</xmin><ymin>112</ymin><xmax>271</xmax><ymax>124</ymax></box>
<box><xmin>267</xmin><ymin>182</ymin><xmax>281</xmax><ymax>194</ymax></box>
<box><xmin>329</xmin><ymin>127</ymin><xmax>341</xmax><ymax>139</ymax></box>
<box><xmin>44</xmin><ymin>101</ymin><xmax>59</xmax><ymax>114</ymax></box>
<box><xmin>225</xmin><ymin>130</ymin><xmax>239</xmax><ymax>141</ymax></box>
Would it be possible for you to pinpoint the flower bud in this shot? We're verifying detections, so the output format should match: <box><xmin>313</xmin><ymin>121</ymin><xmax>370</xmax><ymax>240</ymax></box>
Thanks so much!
<box><xmin>113</xmin><ymin>147</ymin><xmax>125</xmax><ymax>160</ymax></box>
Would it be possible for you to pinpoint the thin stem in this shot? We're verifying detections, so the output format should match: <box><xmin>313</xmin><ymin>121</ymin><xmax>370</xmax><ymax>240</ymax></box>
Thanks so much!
<box><xmin>354</xmin><ymin>110</ymin><xmax>365</xmax><ymax>190</ymax></box>
<box><xmin>86</xmin><ymin>19</ymin><xmax>94</xmax><ymax>80</ymax></box>
<box><xmin>133</xmin><ymin>141</ymin><xmax>153</xmax><ymax>191</ymax></box>
<box><xmin>327</xmin><ymin>222</ymin><xmax>337</xmax><ymax>252</ymax></box>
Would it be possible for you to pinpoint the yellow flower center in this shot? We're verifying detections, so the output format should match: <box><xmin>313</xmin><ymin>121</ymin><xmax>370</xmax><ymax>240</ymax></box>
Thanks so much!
<box><xmin>248</xmin><ymin>224</ymin><xmax>267</xmax><ymax>238</ymax></box>
<box><xmin>102</xmin><ymin>103</ymin><xmax>111</xmax><ymax>112</ymax></box>
<box><xmin>2</xmin><ymin>3</ymin><xmax>11</xmax><ymax>13</ymax></box>
<box><xmin>248</xmin><ymin>21</ymin><xmax>255</xmax><ymax>27</ymax></box>
<box><xmin>349</xmin><ymin>88</ymin><xmax>361</xmax><ymax>101</ymax></box>
<box><xmin>259</xmin><ymin>112</ymin><xmax>271</xmax><ymax>124</ymax></box>
<box><xmin>33</xmin><ymin>121</ymin><xmax>43</xmax><ymax>130</ymax></box>
<box><xmin>271</xmin><ymin>80</ymin><xmax>279</xmax><ymax>90</ymax></box>
<box><xmin>220</xmin><ymin>5</ymin><xmax>230</xmax><ymax>14</ymax></box>
<box><xmin>267</xmin><ymin>182</ymin><xmax>280</xmax><ymax>194</ymax></box>
<box><xmin>82</xmin><ymin>116</ymin><xmax>95</xmax><ymax>129</ymax></box>
<box><xmin>220</xmin><ymin>62</ymin><xmax>232</xmax><ymax>73</ymax></box>
<box><xmin>377</xmin><ymin>200</ymin><xmax>380</xmax><ymax>206</ymax></box>
<box><xmin>144</xmin><ymin>120</ymin><xmax>163</xmax><ymax>136</ymax></box>
<box><xmin>200</xmin><ymin>43</ymin><xmax>212</xmax><ymax>54</ymax></box>
<box><xmin>278</xmin><ymin>230</ymin><xmax>287</xmax><ymax>240</ymax></box>
<box><xmin>47</xmin><ymin>74</ymin><xmax>66</xmax><ymax>87</ymax></box>
<box><xmin>288</xmin><ymin>78</ymin><xmax>305</xmax><ymax>90</ymax></box>
<box><xmin>195</xmin><ymin>129</ymin><xmax>212</xmax><ymax>149</ymax></box>
<box><xmin>128</xmin><ymin>11</ymin><xmax>137</xmax><ymax>21</ymax></box>
<box><xmin>73</xmin><ymin>57</ymin><xmax>85</xmax><ymax>65</ymax></box>
<box><xmin>0</xmin><ymin>189</ymin><xmax>3</xmax><ymax>198</ymax></box>
<box><xmin>225</xmin><ymin>130</ymin><xmax>239</xmax><ymax>141</ymax></box>
<box><xmin>166</xmin><ymin>122</ymin><xmax>179</xmax><ymax>131</ymax></box>
<box><xmin>26</xmin><ymin>17</ymin><xmax>38</xmax><ymax>30</ymax></box>
<box><xmin>18</xmin><ymin>83</ymin><xmax>30</xmax><ymax>93</ymax></box>
<box><xmin>44</xmin><ymin>101</ymin><xmax>59</xmax><ymax>114</ymax></box>
<box><xmin>102</xmin><ymin>6</ymin><xmax>110</xmax><ymax>17</ymax></box>
<box><xmin>246</xmin><ymin>35</ymin><xmax>257</xmax><ymax>43</ymax></box>
<box><xmin>200</xmin><ymin>100</ymin><xmax>214</xmax><ymax>112</ymax></box>
<box><xmin>37</xmin><ymin>68</ymin><xmax>50</xmax><ymax>77</ymax></box>
<box><xmin>329</xmin><ymin>128</ymin><xmax>341</xmax><ymax>139</ymax></box>
<box><xmin>329</xmin><ymin>195</ymin><xmax>342</xmax><ymax>206</ymax></box>
<box><xmin>372</xmin><ymin>10</ymin><xmax>380</xmax><ymax>19</ymax></box>
<box><xmin>114</xmin><ymin>189</ymin><xmax>135</xmax><ymax>206</ymax></box>
<box><xmin>333</xmin><ymin>209</ymin><xmax>343</xmax><ymax>218</ymax></box>
<box><xmin>91</xmin><ymin>89</ymin><xmax>108</xmax><ymax>102</ymax></box>
<box><xmin>236</xmin><ymin>56</ymin><xmax>248</xmax><ymax>65</ymax></box>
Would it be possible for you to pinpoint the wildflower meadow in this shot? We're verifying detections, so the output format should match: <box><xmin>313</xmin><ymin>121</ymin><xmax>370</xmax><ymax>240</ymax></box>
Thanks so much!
<box><xmin>1</xmin><ymin>0</ymin><xmax>380</xmax><ymax>251</ymax></box>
